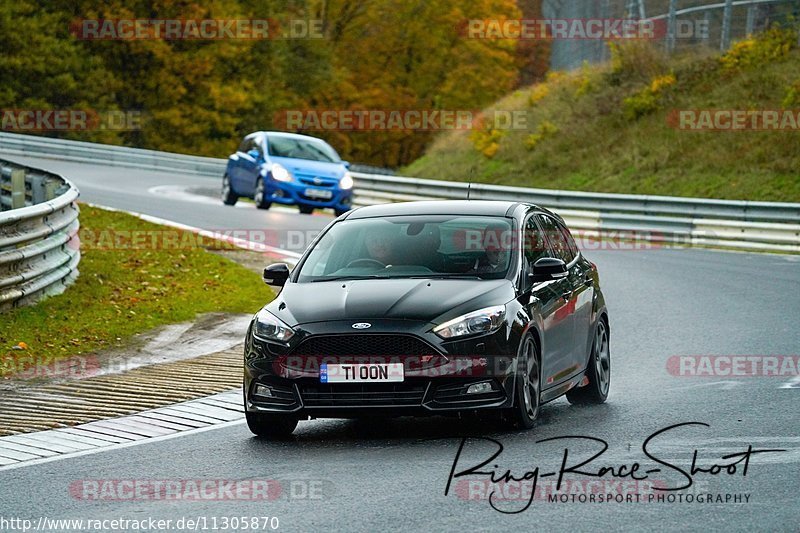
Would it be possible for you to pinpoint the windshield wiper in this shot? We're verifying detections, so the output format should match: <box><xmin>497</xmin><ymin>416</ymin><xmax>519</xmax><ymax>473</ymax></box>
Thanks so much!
<box><xmin>308</xmin><ymin>275</ymin><xmax>387</xmax><ymax>283</ymax></box>
<box><xmin>409</xmin><ymin>274</ymin><xmax>484</xmax><ymax>280</ymax></box>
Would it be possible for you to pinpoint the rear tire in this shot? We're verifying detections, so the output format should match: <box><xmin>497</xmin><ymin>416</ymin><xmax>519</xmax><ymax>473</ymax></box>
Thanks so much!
<box><xmin>245</xmin><ymin>411</ymin><xmax>298</xmax><ymax>439</ymax></box>
<box><xmin>298</xmin><ymin>204</ymin><xmax>314</xmax><ymax>215</ymax></box>
<box><xmin>505</xmin><ymin>334</ymin><xmax>540</xmax><ymax>430</ymax></box>
<box><xmin>567</xmin><ymin>318</ymin><xmax>610</xmax><ymax>405</ymax></box>
<box><xmin>254</xmin><ymin>179</ymin><xmax>272</xmax><ymax>210</ymax></box>
<box><xmin>221</xmin><ymin>174</ymin><xmax>238</xmax><ymax>206</ymax></box>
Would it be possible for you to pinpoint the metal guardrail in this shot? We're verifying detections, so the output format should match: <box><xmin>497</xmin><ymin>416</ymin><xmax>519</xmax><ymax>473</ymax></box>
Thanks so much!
<box><xmin>0</xmin><ymin>132</ymin><xmax>798</xmax><ymax>253</ymax></box>
<box><xmin>0</xmin><ymin>132</ymin><xmax>225</xmax><ymax>176</ymax></box>
<box><xmin>0</xmin><ymin>158</ymin><xmax>81</xmax><ymax>311</ymax></box>
<box><xmin>350</xmin><ymin>177</ymin><xmax>800</xmax><ymax>253</ymax></box>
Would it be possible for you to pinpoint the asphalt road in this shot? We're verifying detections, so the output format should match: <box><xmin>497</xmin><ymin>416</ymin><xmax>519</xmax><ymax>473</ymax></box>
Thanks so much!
<box><xmin>1</xmin><ymin>155</ymin><xmax>798</xmax><ymax>532</ymax></box>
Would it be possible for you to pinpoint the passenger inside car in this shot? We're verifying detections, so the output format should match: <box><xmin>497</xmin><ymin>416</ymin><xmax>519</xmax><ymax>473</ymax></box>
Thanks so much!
<box><xmin>470</xmin><ymin>223</ymin><xmax>511</xmax><ymax>274</ymax></box>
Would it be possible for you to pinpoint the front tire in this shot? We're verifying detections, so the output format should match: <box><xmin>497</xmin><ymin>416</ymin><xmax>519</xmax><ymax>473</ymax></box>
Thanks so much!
<box><xmin>221</xmin><ymin>174</ymin><xmax>238</xmax><ymax>206</ymax></box>
<box><xmin>245</xmin><ymin>411</ymin><xmax>298</xmax><ymax>439</ymax></box>
<box><xmin>567</xmin><ymin>318</ymin><xmax>610</xmax><ymax>405</ymax></box>
<box><xmin>298</xmin><ymin>204</ymin><xmax>314</xmax><ymax>215</ymax></box>
<box><xmin>254</xmin><ymin>179</ymin><xmax>272</xmax><ymax>210</ymax></box>
<box><xmin>505</xmin><ymin>334</ymin><xmax>540</xmax><ymax>430</ymax></box>
<box><xmin>334</xmin><ymin>208</ymin><xmax>349</xmax><ymax>217</ymax></box>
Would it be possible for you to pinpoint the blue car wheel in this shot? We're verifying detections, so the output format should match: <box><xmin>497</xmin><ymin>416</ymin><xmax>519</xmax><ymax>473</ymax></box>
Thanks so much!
<box><xmin>221</xmin><ymin>174</ymin><xmax>238</xmax><ymax>206</ymax></box>
<box><xmin>254</xmin><ymin>178</ymin><xmax>272</xmax><ymax>210</ymax></box>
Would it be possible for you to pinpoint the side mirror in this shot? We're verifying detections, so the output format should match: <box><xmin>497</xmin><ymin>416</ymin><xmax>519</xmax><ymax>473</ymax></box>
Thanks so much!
<box><xmin>342</xmin><ymin>160</ymin><xmax>351</xmax><ymax>169</ymax></box>
<box><xmin>531</xmin><ymin>258</ymin><xmax>568</xmax><ymax>283</ymax></box>
<box><xmin>263</xmin><ymin>263</ymin><xmax>290</xmax><ymax>287</ymax></box>
<box><xmin>247</xmin><ymin>149</ymin><xmax>260</xmax><ymax>160</ymax></box>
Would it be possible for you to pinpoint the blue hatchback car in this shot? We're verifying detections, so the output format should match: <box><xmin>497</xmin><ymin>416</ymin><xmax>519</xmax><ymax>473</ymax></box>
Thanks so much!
<box><xmin>222</xmin><ymin>131</ymin><xmax>354</xmax><ymax>215</ymax></box>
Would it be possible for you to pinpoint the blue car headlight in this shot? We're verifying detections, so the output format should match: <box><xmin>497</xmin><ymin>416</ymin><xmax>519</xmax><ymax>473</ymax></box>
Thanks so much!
<box><xmin>271</xmin><ymin>164</ymin><xmax>293</xmax><ymax>183</ymax></box>
<box><xmin>340</xmin><ymin>171</ymin><xmax>354</xmax><ymax>190</ymax></box>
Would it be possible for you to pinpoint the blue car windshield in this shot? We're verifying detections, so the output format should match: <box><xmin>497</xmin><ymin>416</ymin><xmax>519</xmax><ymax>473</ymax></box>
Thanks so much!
<box><xmin>296</xmin><ymin>215</ymin><xmax>516</xmax><ymax>283</ymax></box>
<box><xmin>267</xmin><ymin>135</ymin><xmax>341</xmax><ymax>163</ymax></box>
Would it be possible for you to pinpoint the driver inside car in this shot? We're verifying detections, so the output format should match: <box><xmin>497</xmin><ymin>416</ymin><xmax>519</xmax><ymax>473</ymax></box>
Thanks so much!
<box><xmin>471</xmin><ymin>223</ymin><xmax>511</xmax><ymax>274</ymax></box>
<box><xmin>364</xmin><ymin>228</ymin><xmax>397</xmax><ymax>265</ymax></box>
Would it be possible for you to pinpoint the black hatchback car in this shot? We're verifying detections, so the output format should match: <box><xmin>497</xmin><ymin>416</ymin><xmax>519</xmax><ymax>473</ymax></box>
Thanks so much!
<box><xmin>244</xmin><ymin>201</ymin><xmax>610</xmax><ymax>438</ymax></box>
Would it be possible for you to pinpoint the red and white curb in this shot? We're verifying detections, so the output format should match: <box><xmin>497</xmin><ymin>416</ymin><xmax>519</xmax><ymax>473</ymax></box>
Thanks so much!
<box><xmin>0</xmin><ymin>389</ymin><xmax>244</xmax><ymax>471</ymax></box>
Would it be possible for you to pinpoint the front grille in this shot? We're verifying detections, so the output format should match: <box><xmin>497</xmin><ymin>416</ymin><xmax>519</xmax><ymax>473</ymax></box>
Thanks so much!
<box><xmin>298</xmin><ymin>177</ymin><xmax>336</xmax><ymax>188</ymax></box>
<box><xmin>299</xmin><ymin>383</ymin><xmax>426</xmax><ymax>407</ymax></box>
<box><xmin>291</xmin><ymin>335</ymin><xmax>439</xmax><ymax>357</ymax></box>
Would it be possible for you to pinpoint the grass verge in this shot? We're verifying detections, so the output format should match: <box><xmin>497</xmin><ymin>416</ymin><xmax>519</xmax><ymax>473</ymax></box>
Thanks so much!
<box><xmin>1</xmin><ymin>204</ymin><xmax>272</xmax><ymax>377</ymax></box>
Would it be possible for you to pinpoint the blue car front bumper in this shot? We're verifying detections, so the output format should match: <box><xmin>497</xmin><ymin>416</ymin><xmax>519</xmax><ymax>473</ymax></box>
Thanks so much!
<box><xmin>266</xmin><ymin>180</ymin><xmax>353</xmax><ymax>211</ymax></box>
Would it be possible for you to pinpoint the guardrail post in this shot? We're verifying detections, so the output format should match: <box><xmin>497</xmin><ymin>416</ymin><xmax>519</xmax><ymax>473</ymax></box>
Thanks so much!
<box><xmin>626</xmin><ymin>0</ymin><xmax>645</xmax><ymax>20</ymax></box>
<box><xmin>30</xmin><ymin>174</ymin><xmax>45</xmax><ymax>204</ymax></box>
<box><xmin>45</xmin><ymin>179</ymin><xmax>58</xmax><ymax>201</ymax></box>
<box><xmin>745</xmin><ymin>6</ymin><xmax>755</xmax><ymax>35</ymax></box>
<box><xmin>10</xmin><ymin>169</ymin><xmax>25</xmax><ymax>209</ymax></box>
<box><xmin>667</xmin><ymin>0</ymin><xmax>678</xmax><ymax>52</ymax></box>
<box><xmin>721</xmin><ymin>0</ymin><xmax>733</xmax><ymax>50</ymax></box>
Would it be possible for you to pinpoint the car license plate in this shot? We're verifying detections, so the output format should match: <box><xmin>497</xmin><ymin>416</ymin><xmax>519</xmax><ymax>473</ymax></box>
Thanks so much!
<box><xmin>305</xmin><ymin>188</ymin><xmax>333</xmax><ymax>199</ymax></box>
<box><xmin>320</xmin><ymin>363</ymin><xmax>404</xmax><ymax>383</ymax></box>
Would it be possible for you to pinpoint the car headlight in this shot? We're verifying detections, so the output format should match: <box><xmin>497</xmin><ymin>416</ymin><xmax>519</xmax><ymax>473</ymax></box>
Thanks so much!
<box><xmin>253</xmin><ymin>309</ymin><xmax>295</xmax><ymax>342</ymax></box>
<box><xmin>433</xmin><ymin>305</ymin><xmax>506</xmax><ymax>339</ymax></box>
<box><xmin>339</xmin><ymin>171</ymin><xmax>354</xmax><ymax>190</ymax></box>
<box><xmin>271</xmin><ymin>164</ymin><xmax>292</xmax><ymax>183</ymax></box>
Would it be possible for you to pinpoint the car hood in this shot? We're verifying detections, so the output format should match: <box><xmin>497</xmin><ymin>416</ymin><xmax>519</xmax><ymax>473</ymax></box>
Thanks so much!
<box><xmin>270</xmin><ymin>156</ymin><xmax>345</xmax><ymax>179</ymax></box>
<box><xmin>269</xmin><ymin>278</ymin><xmax>516</xmax><ymax>326</ymax></box>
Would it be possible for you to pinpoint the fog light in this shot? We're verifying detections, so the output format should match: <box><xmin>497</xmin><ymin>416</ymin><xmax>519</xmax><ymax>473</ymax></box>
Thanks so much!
<box><xmin>254</xmin><ymin>384</ymin><xmax>273</xmax><ymax>397</ymax></box>
<box><xmin>466</xmin><ymin>382</ymin><xmax>493</xmax><ymax>395</ymax></box>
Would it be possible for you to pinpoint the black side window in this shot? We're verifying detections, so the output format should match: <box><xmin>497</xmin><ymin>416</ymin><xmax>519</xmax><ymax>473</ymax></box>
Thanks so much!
<box><xmin>523</xmin><ymin>217</ymin><xmax>549</xmax><ymax>266</ymax></box>
<box><xmin>537</xmin><ymin>215</ymin><xmax>574</xmax><ymax>264</ymax></box>
<box><xmin>557</xmin><ymin>220</ymin><xmax>580</xmax><ymax>261</ymax></box>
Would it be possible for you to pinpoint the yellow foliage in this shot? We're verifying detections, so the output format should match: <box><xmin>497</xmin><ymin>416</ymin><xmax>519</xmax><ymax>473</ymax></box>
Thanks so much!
<box><xmin>482</xmin><ymin>142</ymin><xmax>500</xmax><ymax>158</ymax></box>
<box><xmin>528</xmin><ymin>84</ymin><xmax>550</xmax><ymax>106</ymax></box>
<box><xmin>470</xmin><ymin>128</ymin><xmax>506</xmax><ymax>159</ymax></box>
<box><xmin>525</xmin><ymin>120</ymin><xmax>558</xmax><ymax>151</ymax></box>
<box><xmin>783</xmin><ymin>80</ymin><xmax>800</xmax><ymax>107</ymax></box>
<box><xmin>720</xmin><ymin>28</ymin><xmax>795</xmax><ymax>71</ymax></box>
<box><xmin>623</xmin><ymin>73</ymin><xmax>676</xmax><ymax>120</ymax></box>
<box><xmin>650</xmin><ymin>74</ymin><xmax>676</xmax><ymax>94</ymax></box>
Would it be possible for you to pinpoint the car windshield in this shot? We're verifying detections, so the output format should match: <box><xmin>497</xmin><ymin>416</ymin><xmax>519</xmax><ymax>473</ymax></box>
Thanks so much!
<box><xmin>296</xmin><ymin>215</ymin><xmax>515</xmax><ymax>283</ymax></box>
<box><xmin>266</xmin><ymin>135</ymin><xmax>341</xmax><ymax>163</ymax></box>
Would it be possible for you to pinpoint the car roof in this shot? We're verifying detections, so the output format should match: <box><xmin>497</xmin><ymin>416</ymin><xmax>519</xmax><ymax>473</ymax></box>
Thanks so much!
<box><xmin>251</xmin><ymin>131</ymin><xmax>330</xmax><ymax>143</ymax></box>
<box><xmin>344</xmin><ymin>200</ymin><xmax>555</xmax><ymax>220</ymax></box>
